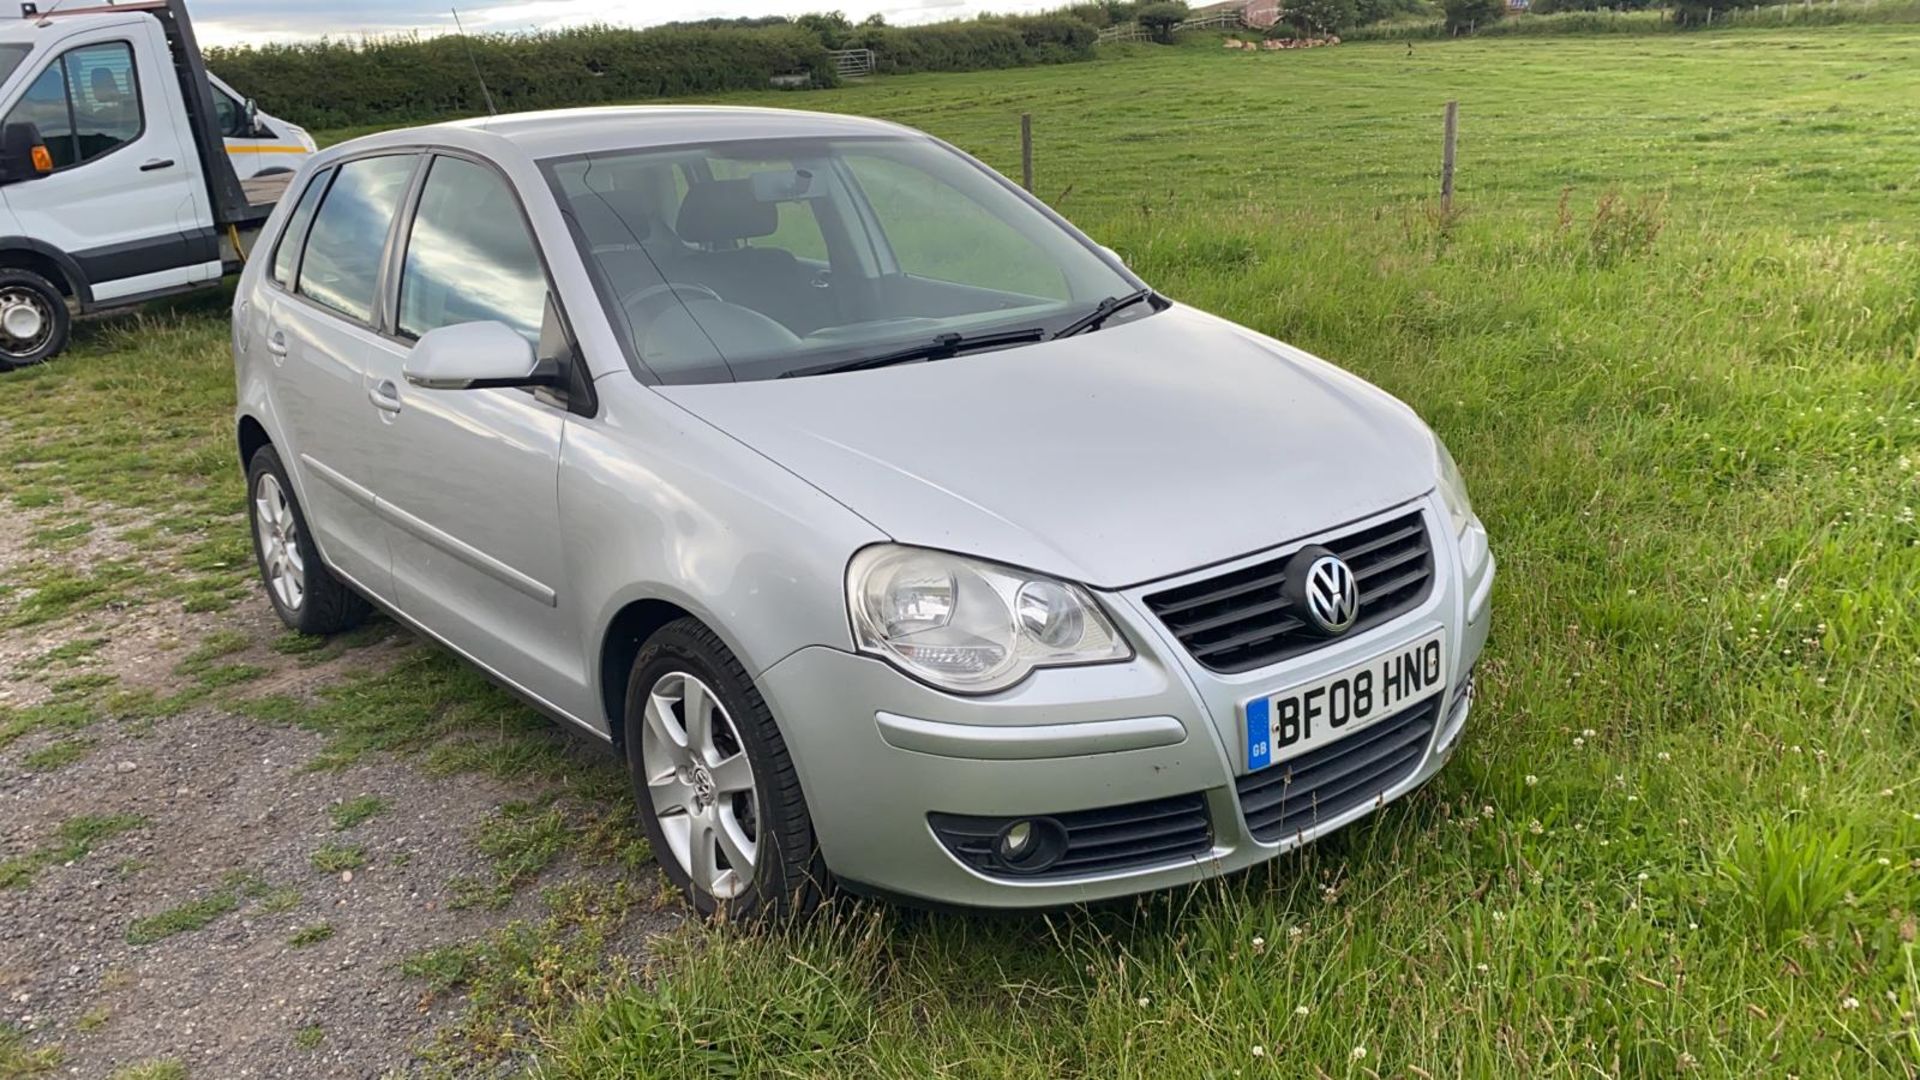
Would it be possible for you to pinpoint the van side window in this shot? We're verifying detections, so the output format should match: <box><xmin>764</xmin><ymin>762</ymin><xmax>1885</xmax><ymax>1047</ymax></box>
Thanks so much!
<box><xmin>270</xmin><ymin>167</ymin><xmax>332</xmax><ymax>288</ymax></box>
<box><xmin>212</xmin><ymin>86</ymin><xmax>242</xmax><ymax>138</ymax></box>
<box><xmin>397</xmin><ymin>156</ymin><xmax>547</xmax><ymax>344</ymax></box>
<box><xmin>296</xmin><ymin>155</ymin><xmax>416</xmax><ymax>324</ymax></box>
<box><xmin>1</xmin><ymin>41</ymin><xmax>143</xmax><ymax>171</ymax></box>
<box><xmin>65</xmin><ymin>43</ymin><xmax>142</xmax><ymax>161</ymax></box>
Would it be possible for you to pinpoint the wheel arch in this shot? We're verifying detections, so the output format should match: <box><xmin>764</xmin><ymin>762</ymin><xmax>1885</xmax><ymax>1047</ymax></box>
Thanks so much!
<box><xmin>0</xmin><ymin>238</ymin><xmax>91</xmax><ymax>306</ymax></box>
<box><xmin>599</xmin><ymin>597</ymin><xmax>698</xmax><ymax>755</ymax></box>
<box><xmin>237</xmin><ymin>413</ymin><xmax>273</xmax><ymax>469</ymax></box>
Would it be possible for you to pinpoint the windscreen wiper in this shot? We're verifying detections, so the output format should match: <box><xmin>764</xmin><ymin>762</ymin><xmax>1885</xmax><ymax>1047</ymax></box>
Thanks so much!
<box><xmin>779</xmin><ymin>327</ymin><xmax>1048</xmax><ymax>379</ymax></box>
<box><xmin>1053</xmin><ymin>288</ymin><xmax>1156</xmax><ymax>339</ymax></box>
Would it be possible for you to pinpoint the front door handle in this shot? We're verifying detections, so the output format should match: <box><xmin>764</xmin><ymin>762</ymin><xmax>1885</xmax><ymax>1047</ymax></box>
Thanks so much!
<box><xmin>368</xmin><ymin>380</ymin><xmax>403</xmax><ymax>414</ymax></box>
<box><xmin>139</xmin><ymin>158</ymin><xmax>175</xmax><ymax>172</ymax></box>
<box><xmin>264</xmin><ymin>329</ymin><xmax>288</xmax><ymax>356</ymax></box>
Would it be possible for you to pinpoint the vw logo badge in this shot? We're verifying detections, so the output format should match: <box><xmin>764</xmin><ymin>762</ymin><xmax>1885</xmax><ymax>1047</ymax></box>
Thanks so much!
<box><xmin>1284</xmin><ymin>546</ymin><xmax>1360</xmax><ymax>636</ymax></box>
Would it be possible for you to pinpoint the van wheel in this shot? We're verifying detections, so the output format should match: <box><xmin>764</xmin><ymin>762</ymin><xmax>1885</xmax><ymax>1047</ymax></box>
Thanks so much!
<box><xmin>0</xmin><ymin>269</ymin><xmax>70</xmax><ymax>371</ymax></box>
<box><xmin>624</xmin><ymin>618</ymin><xmax>831</xmax><ymax>919</ymax></box>
<box><xmin>246</xmin><ymin>445</ymin><xmax>369</xmax><ymax>635</ymax></box>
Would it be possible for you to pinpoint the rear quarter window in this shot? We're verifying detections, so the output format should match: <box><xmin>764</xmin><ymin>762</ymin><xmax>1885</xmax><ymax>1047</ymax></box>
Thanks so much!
<box><xmin>270</xmin><ymin>167</ymin><xmax>332</xmax><ymax>288</ymax></box>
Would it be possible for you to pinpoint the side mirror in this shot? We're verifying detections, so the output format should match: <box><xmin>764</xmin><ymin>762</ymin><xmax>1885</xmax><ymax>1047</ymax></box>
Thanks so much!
<box><xmin>0</xmin><ymin>122</ymin><xmax>52</xmax><ymax>185</ymax></box>
<box><xmin>403</xmin><ymin>321</ymin><xmax>548</xmax><ymax>391</ymax></box>
<box><xmin>1098</xmin><ymin>244</ymin><xmax>1124</xmax><ymax>268</ymax></box>
<box><xmin>243</xmin><ymin>97</ymin><xmax>271</xmax><ymax>139</ymax></box>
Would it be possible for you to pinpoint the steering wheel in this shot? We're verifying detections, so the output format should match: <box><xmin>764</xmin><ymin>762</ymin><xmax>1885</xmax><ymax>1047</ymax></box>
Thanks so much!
<box><xmin>623</xmin><ymin>282</ymin><xmax>723</xmax><ymax>327</ymax></box>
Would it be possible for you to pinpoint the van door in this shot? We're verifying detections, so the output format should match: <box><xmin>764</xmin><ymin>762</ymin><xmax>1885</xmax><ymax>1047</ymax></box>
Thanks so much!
<box><xmin>0</xmin><ymin>21</ymin><xmax>215</xmax><ymax>305</ymax></box>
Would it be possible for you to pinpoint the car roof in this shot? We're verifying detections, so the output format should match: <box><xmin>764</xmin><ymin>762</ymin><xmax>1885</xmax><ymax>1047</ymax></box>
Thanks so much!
<box><xmin>326</xmin><ymin>105</ymin><xmax>923</xmax><ymax>166</ymax></box>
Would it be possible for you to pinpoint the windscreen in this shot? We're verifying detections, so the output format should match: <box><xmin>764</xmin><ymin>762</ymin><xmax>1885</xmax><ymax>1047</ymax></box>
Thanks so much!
<box><xmin>544</xmin><ymin>135</ymin><xmax>1146</xmax><ymax>384</ymax></box>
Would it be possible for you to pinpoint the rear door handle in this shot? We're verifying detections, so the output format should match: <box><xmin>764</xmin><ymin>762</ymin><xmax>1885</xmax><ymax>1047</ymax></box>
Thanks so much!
<box><xmin>264</xmin><ymin>329</ymin><xmax>288</xmax><ymax>356</ymax></box>
<box><xmin>139</xmin><ymin>158</ymin><xmax>175</xmax><ymax>172</ymax></box>
<box><xmin>368</xmin><ymin>380</ymin><xmax>403</xmax><ymax>414</ymax></box>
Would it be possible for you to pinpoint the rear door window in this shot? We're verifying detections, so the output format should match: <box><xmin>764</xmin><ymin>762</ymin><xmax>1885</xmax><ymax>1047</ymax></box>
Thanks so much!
<box><xmin>296</xmin><ymin>154</ymin><xmax>417</xmax><ymax>323</ymax></box>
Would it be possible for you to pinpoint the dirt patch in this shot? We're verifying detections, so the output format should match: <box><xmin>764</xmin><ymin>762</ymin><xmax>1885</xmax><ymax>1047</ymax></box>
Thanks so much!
<box><xmin>0</xmin><ymin>500</ymin><xmax>680</xmax><ymax>1074</ymax></box>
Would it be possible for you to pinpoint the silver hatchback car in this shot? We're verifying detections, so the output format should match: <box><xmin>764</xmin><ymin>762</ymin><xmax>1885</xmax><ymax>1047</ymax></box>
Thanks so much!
<box><xmin>232</xmin><ymin>106</ymin><xmax>1492</xmax><ymax>915</ymax></box>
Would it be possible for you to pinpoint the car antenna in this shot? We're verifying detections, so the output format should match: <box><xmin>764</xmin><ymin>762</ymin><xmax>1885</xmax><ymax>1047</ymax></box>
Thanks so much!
<box><xmin>449</xmin><ymin>8</ymin><xmax>498</xmax><ymax>117</ymax></box>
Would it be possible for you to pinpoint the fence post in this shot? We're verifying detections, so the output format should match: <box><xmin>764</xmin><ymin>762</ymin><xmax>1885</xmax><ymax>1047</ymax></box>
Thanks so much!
<box><xmin>1020</xmin><ymin>113</ymin><xmax>1034</xmax><ymax>193</ymax></box>
<box><xmin>1441</xmin><ymin>100</ymin><xmax>1458</xmax><ymax>214</ymax></box>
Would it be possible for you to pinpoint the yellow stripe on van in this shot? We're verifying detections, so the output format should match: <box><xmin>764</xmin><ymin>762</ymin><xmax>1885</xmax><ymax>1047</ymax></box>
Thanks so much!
<box><xmin>226</xmin><ymin>145</ymin><xmax>312</xmax><ymax>154</ymax></box>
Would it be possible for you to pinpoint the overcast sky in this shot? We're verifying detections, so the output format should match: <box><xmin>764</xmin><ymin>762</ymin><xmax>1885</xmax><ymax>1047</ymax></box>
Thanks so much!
<box><xmin>190</xmin><ymin>0</ymin><xmax>1065</xmax><ymax>46</ymax></box>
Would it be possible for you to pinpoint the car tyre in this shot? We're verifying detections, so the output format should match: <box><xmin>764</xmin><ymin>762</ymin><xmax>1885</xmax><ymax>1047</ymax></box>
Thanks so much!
<box><xmin>0</xmin><ymin>268</ymin><xmax>71</xmax><ymax>371</ymax></box>
<box><xmin>246</xmin><ymin>444</ymin><xmax>370</xmax><ymax>635</ymax></box>
<box><xmin>624</xmin><ymin>618</ymin><xmax>831</xmax><ymax>919</ymax></box>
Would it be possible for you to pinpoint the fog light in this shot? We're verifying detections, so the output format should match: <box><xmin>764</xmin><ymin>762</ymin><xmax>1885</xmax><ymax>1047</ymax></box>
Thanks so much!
<box><xmin>999</xmin><ymin>820</ymin><xmax>1034</xmax><ymax>860</ymax></box>
<box><xmin>993</xmin><ymin>817</ymin><xmax>1067</xmax><ymax>872</ymax></box>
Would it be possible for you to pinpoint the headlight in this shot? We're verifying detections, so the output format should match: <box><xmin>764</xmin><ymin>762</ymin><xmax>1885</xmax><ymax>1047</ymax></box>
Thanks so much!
<box><xmin>1434</xmin><ymin>435</ymin><xmax>1489</xmax><ymax>570</ymax></box>
<box><xmin>1435</xmin><ymin>437</ymin><xmax>1474</xmax><ymax>537</ymax></box>
<box><xmin>848</xmin><ymin>545</ymin><xmax>1131</xmax><ymax>693</ymax></box>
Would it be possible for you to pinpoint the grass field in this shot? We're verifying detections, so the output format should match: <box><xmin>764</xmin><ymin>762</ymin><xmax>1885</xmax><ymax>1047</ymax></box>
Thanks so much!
<box><xmin>8</xmin><ymin>25</ymin><xmax>1920</xmax><ymax>1078</ymax></box>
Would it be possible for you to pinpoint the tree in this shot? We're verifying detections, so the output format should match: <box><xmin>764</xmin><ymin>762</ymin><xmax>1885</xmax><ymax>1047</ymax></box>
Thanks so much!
<box><xmin>1285</xmin><ymin>0</ymin><xmax>1359</xmax><ymax>35</ymax></box>
<box><xmin>794</xmin><ymin>11</ymin><xmax>854</xmax><ymax>46</ymax></box>
<box><xmin>1136</xmin><ymin>1</ymin><xmax>1190</xmax><ymax>42</ymax></box>
<box><xmin>1440</xmin><ymin>0</ymin><xmax>1503</xmax><ymax>31</ymax></box>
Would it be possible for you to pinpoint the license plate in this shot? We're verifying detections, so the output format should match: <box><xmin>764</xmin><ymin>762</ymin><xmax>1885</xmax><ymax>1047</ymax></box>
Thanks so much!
<box><xmin>1244</xmin><ymin>629</ymin><xmax>1447</xmax><ymax>772</ymax></box>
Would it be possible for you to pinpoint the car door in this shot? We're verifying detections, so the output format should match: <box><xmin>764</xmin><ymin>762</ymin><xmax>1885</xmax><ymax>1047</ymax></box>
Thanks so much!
<box><xmin>266</xmin><ymin>152</ymin><xmax>420</xmax><ymax>604</ymax></box>
<box><xmin>0</xmin><ymin>25</ymin><xmax>213</xmax><ymax>304</ymax></box>
<box><xmin>361</xmin><ymin>152</ymin><xmax>588</xmax><ymax>717</ymax></box>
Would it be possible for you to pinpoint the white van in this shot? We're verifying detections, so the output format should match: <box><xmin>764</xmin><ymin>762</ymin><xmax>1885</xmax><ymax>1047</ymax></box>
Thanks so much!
<box><xmin>0</xmin><ymin>0</ymin><xmax>290</xmax><ymax>370</ymax></box>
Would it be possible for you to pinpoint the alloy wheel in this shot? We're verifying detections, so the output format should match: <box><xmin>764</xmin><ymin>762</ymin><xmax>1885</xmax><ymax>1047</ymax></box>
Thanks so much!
<box><xmin>640</xmin><ymin>671</ymin><xmax>759</xmax><ymax>899</ymax></box>
<box><xmin>253</xmin><ymin>473</ymin><xmax>306</xmax><ymax>611</ymax></box>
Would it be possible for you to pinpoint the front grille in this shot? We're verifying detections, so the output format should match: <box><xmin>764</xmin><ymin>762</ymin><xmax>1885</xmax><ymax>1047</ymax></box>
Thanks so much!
<box><xmin>928</xmin><ymin>792</ymin><xmax>1212</xmax><ymax>880</ymax></box>
<box><xmin>1144</xmin><ymin>511</ymin><xmax>1435</xmax><ymax>673</ymax></box>
<box><xmin>1236</xmin><ymin>695</ymin><xmax>1439</xmax><ymax>843</ymax></box>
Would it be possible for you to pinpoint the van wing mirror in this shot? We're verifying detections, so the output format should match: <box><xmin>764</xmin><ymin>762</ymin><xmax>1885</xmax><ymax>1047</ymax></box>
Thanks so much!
<box><xmin>243</xmin><ymin>97</ymin><xmax>271</xmax><ymax>138</ymax></box>
<box><xmin>0</xmin><ymin>122</ymin><xmax>52</xmax><ymax>185</ymax></box>
<box><xmin>403</xmin><ymin>321</ymin><xmax>553</xmax><ymax>391</ymax></box>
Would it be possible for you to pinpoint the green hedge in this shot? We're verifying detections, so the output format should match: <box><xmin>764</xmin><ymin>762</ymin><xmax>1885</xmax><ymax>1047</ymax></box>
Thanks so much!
<box><xmin>207</xmin><ymin>15</ymin><xmax>1099</xmax><ymax>132</ymax></box>
<box><xmin>206</xmin><ymin>25</ymin><xmax>837</xmax><ymax>130</ymax></box>
<box><xmin>850</xmin><ymin>16</ymin><xmax>1098</xmax><ymax>74</ymax></box>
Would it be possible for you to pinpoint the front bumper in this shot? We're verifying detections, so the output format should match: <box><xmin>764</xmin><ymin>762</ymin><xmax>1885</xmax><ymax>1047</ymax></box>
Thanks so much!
<box><xmin>756</xmin><ymin>496</ymin><xmax>1492</xmax><ymax>909</ymax></box>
